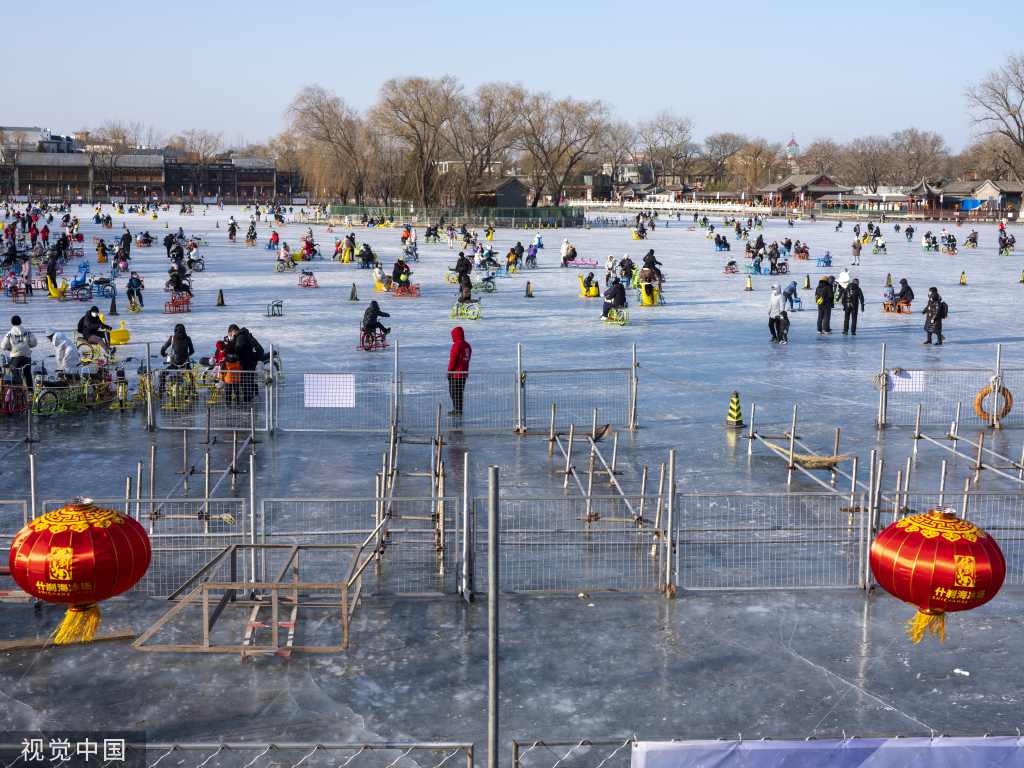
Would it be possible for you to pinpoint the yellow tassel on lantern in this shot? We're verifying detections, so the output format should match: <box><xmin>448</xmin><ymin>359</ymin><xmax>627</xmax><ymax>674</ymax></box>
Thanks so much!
<box><xmin>905</xmin><ymin>610</ymin><xmax>945</xmax><ymax>644</ymax></box>
<box><xmin>51</xmin><ymin>603</ymin><xmax>102</xmax><ymax>645</ymax></box>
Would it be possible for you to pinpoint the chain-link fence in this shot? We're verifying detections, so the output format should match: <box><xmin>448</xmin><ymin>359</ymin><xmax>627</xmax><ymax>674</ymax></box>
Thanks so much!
<box><xmin>153</xmin><ymin>369</ymin><xmax>270</xmax><ymax>432</ymax></box>
<box><xmin>513</xmin><ymin>740</ymin><xmax>632</xmax><ymax>768</ymax></box>
<box><xmin>274</xmin><ymin>371</ymin><xmax>393</xmax><ymax>432</ymax></box>
<box><xmin>522</xmin><ymin>369</ymin><xmax>632</xmax><ymax>431</ymax></box>
<box><xmin>673</xmin><ymin>493</ymin><xmax>866</xmax><ymax>590</ymax></box>
<box><xmin>0</xmin><ymin>741</ymin><xmax>474</xmax><ymax>768</ymax></box>
<box><xmin>885</xmin><ymin>368</ymin><xmax>994</xmax><ymax>426</ymax></box>
<box><xmin>471</xmin><ymin>496</ymin><xmax>662</xmax><ymax>593</ymax></box>
<box><xmin>400</xmin><ymin>372</ymin><xmax>516</xmax><ymax>432</ymax></box>
<box><xmin>873</xmin><ymin>492</ymin><xmax>1024</xmax><ymax>587</ymax></box>
<box><xmin>261</xmin><ymin>498</ymin><xmax>459</xmax><ymax>595</ymax></box>
<box><xmin>41</xmin><ymin>498</ymin><xmax>250</xmax><ymax>598</ymax></box>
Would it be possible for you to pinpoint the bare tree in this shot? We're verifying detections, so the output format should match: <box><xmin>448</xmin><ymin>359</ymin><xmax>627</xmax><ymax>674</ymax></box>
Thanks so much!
<box><xmin>287</xmin><ymin>85</ymin><xmax>368</xmax><ymax>204</ymax></box>
<box><xmin>443</xmin><ymin>82</ymin><xmax>524</xmax><ymax>210</ymax></box>
<box><xmin>954</xmin><ymin>135</ymin><xmax>1023</xmax><ymax>180</ymax></box>
<box><xmin>516</xmin><ymin>92</ymin><xmax>608</xmax><ymax>206</ymax></box>
<box><xmin>167</xmin><ymin>129</ymin><xmax>223</xmax><ymax>197</ymax></box>
<box><xmin>700</xmin><ymin>131</ymin><xmax>747</xmax><ymax>186</ymax></box>
<box><xmin>965</xmin><ymin>52</ymin><xmax>1024</xmax><ymax>180</ymax></box>
<box><xmin>364</xmin><ymin>121</ymin><xmax>406</xmax><ymax>205</ymax></box>
<box><xmin>728</xmin><ymin>138</ymin><xmax>784</xmax><ymax>195</ymax></box>
<box><xmin>840</xmin><ymin>135</ymin><xmax>893</xmax><ymax>192</ymax></box>
<box><xmin>90</xmin><ymin>119</ymin><xmax>133</xmax><ymax>193</ymax></box>
<box><xmin>371</xmin><ymin>75</ymin><xmax>463</xmax><ymax>208</ymax></box>
<box><xmin>0</xmin><ymin>130</ymin><xmax>28</xmax><ymax>195</ymax></box>
<box><xmin>888</xmin><ymin>127</ymin><xmax>949</xmax><ymax>186</ymax></box>
<box><xmin>125</xmin><ymin>121</ymin><xmax>165</xmax><ymax>150</ymax></box>
<box><xmin>798</xmin><ymin>136</ymin><xmax>842</xmax><ymax>178</ymax></box>
<box><xmin>598</xmin><ymin>118</ymin><xmax>637</xmax><ymax>184</ymax></box>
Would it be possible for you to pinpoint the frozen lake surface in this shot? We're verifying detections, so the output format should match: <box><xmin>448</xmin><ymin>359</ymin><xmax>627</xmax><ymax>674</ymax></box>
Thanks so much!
<box><xmin>0</xmin><ymin>205</ymin><xmax>1021</xmax><ymax>748</ymax></box>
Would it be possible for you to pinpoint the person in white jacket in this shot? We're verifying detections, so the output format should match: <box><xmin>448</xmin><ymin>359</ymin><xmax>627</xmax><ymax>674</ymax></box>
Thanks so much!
<box><xmin>604</xmin><ymin>254</ymin><xmax>618</xmax><ymax>286</ymax></box>
<box><xmin>1</xmin><ymin>315</ymin><xmax>37</xmax><ymax>388</ymax></box>
<box><xmin>768</xmin><ymin>285</ymin><xmax>785</xmax><ymax>342</ymax></box>
<box><xmin>837</xmin><ymin>268</ymin><xmax>850</xmax><ymax>291</ymax></box>
<box><xmin>560</xmin><ymin>238</ymin><xmax>571</xmax><ymax>262</ymax></box>
<box><xmin>44</xmin><ymin>328</ymin><xmax>81</xmax><ymax>375</ymax></box>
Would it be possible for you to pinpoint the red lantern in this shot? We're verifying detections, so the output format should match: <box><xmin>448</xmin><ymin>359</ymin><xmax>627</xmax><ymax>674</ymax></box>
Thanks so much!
<box><xmin>870</xmin><ymin>506</ymin><xmax>1005</xmax><ymax>643</ymax></box>
<box><xmin>9</xmin><ymin>498</ymin><xmax>151</xmax><ymax>644</ymax></box>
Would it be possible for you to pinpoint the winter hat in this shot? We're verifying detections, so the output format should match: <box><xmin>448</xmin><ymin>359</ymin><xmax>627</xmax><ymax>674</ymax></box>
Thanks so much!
<box><xmin>44</xmin><ymin>327</ymin><xmax>55</xmax><ymax>337</ymax></box>
<box><xmin>10</xmin><ymin>316</ymin><xmax>21</xmax><ymax>326</ymax></box>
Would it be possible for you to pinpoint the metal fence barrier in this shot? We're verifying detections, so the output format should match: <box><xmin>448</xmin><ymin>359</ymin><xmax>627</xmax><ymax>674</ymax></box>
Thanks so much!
<box><xmin>0</xmin><ymin>742</ymin><xmax>474</xmax><ymax>768</ymax></box>
<box><xmin>522</xmin><ymin>369</ymin><xmax>632</xmax><ymax>431</ymax></box>
<box><xmin>673</xmin><ymin>493</ymin><xmax>866</xmax><ymax>590</ymax></box>
<box><xmin>472</xmin><ymin>496</ymin><xmax>663</xmax><ymax>593</ymax></box>
<box><xmin>154</xmin><ymin>372</ymin><xmax>271</xmax><ymax>432</ymax></box>
<box><xmin>885</xmin><ymin>368</ymin><xmax>996</xmax><ymax>426</ymax></box>
<box><xmin>41</xmin><ymin>498</ymin><xmax>250</xmax><ymax>598</ymax></box>
<box><xmin>261</xmin><ymin>498</ymin><xmax>459</xmax><ymax>595</ymax></box>
<box><xmin>274</xmin><ymin>371</ymin><xmax>393</xmax><ymax>432</ymax></box>
<box><xmin>400</xmin><ymin>372</ymin><xmax>516</xmax><ymax>432</ymax></box>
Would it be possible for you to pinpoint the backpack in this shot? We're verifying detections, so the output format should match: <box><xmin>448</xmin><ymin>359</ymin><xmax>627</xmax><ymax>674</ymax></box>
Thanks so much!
<box><xmin>939</xmin><ymin>301</ymin><xmax>948</xmax><ymax>320</ymax></box>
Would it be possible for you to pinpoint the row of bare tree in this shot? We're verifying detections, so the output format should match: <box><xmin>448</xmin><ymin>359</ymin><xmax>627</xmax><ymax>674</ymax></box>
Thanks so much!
<box><xmin>4</xmin><ymin>54</ymin><xmax>1024</xmax><ymax>205</ymax></box>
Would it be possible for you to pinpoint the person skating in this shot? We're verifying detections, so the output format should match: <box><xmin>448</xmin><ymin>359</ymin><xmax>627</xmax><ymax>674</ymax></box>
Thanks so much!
<box><xmin>642</xmin><ymin>249</ymin><xmax>663</xmax><ymax>282</ymax></box>
<box><xmin>363</xmin><ymin>300</ymin><xmax>391</xmax><ymax>338</ymax></box>
<box><xmin>1</xmin><ymin>315</ymin><xmax>37</xmax><ymax>388</ymax></box>
<box><xmin>768</xmin><ymin>285</ymin><xmax>785</xmax><ymax>342</ymax></box>
<box><xmin>601</xmin><ymin>277</ymin><xmax>626</xmax><ymax>318</ymax></box>
<box><xmin>894</xmin><ymin>278</ymin><xmax>914</xmax><ymax>308</ymax></box>
<box><xmin>158</xmin><ymin>323</ymin><xmax>195</xmax><ymax>394</ymax></box>
<box><xmin>77</xmin><ymin>306</ymin><xmax>112</xmax><ymax>353</ymax></box>
<box><xmin>922</xmin><ymin>288</ymin><xmax>947</xmax><ymax>345</ymax></box>
<box><xmin>842</xmin><ymin>278</ymin><xmax>865</xmax><ymax>335</ymax></box>
<box><xmin>851</xmin><ymin>238</ymin><xmax>861</xmax><ymax>266</ymax></box>
<box><xmin>447</xmin><ymin>327</ymin><xmax>471</xmax><ymax>415</ymax></box>
<box><xmin>127</xmin><ymin>272</ymin><xmax>145</xmax><ymax>308</ymax></box>
<box><xmin>814</xmin><ymin>276</ymin><xmax>833</xmax><ymax>334</ymax></box>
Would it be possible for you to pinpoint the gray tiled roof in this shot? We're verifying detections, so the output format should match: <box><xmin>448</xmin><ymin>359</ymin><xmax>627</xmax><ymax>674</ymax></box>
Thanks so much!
<box><xmin>15</xmin><ymin>152</ymin><xmax>90</xmax><ymax>167</ymax></box>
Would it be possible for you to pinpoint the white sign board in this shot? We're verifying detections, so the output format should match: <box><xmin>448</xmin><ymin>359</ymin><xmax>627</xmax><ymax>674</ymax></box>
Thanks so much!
<box><xmin>303</xmin><ymin>374</ymin><xmax>355</xmax><ymax>408</ymax></box>
<box><xmin>888</xmin><ymin>370</ymin><xmax>924</xmax><ymax>392</ymax></box>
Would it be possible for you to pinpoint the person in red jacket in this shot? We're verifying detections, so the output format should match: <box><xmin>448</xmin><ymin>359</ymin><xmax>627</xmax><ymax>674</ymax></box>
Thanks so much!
<box><xmin>40</xmin><ymin>225</ymin><xmax>49</xmax><ymax>245</ymax></box>
<box><xmin>446</xmin><ymin>327</ymin><xmax>472</xmax><ymax>414</ymax></box>
<box><xmin>29</xmin><ymin>225</ymin><xmax>38</xmax><ymax>246</ymax></box>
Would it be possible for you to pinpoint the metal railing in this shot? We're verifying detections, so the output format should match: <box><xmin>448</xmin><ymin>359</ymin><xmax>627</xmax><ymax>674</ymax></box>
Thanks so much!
<box><xmin>0</xmin><ymin>742</ymin><xmax>474</xmax><ymax>768</ymax></box>
<box><xmin>274</xmin><ymin>371</ymin><xmax>393</xmax><ymax>432</ymax></box>
<box><xmin>41</xmin><ymin>498</ymin><xmax>250</xmax><ymax>598</ymax></box>
<box><xmin>885</xmin><ymin>368</ymin><xmax>996</xmax><ymax>426</ymax></box>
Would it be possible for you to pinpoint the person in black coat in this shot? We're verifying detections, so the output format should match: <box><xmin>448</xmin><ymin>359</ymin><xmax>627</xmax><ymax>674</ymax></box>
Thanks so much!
<box><xmin>842</xmin><ymin>278</ymin><xmax>865</xmax><ymax>335</ymax></box>
<box><xmin>455</xmin><ymin>251</ymin><xmax>472</xmax><ymax>278</ymax></box>
<box><xmin>814</xmin><ymin>276</ymin><xmax>833</xmax><ymax>334</ymax></box>
<box><xmin>160</xmin><ymin>323</ymin><xmax>194</xmax><ymax>366</ymax></box>
<box><xmin>922</xmin><ymin>288</ymin><xmax>945</xmax><ymax>345</ymax></box>
<box><xmin>120</xmin><ymin>230</ymin><xmax>132</xmax><ymax>257</ymax></box>
<box><xmin>642</xmin><ymin>250</ymin><xmax>662</xmax><ymax>281</ymax></box>
<box><xmin>77</xmin><ymin>306</ymin><xmax>112</xmax><ymax>352</ymax></box>
<box><xmin>602</xmin><ymin>278</ymin><xmax>627</xmax><ymax>318</ymax></box>
<box><xmin>894</xmin><ymin>278</ymin><xmax>914</xmax><ymax>307</ymax></box>
<box><xmin>163</xmin><ymin>233</ymin><xmax>175</xmax><ymax>258</ymax></box>
<box><xmin>362</xmin><ymin>300</ymin><xmax>390</xmax><ymax>336</ymax></box>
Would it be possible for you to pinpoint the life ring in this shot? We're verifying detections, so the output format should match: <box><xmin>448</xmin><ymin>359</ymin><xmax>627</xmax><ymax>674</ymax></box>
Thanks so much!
<box><xmin>974</xmin><ymin>385</ymin><xmax>1013</xmax><ymax>421</ymax></box>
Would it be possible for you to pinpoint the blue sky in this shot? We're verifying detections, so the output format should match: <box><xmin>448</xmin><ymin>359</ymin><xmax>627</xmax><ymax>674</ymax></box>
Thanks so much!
<box><xmin>13</xmin><ymin>0</ymin><xmax>1021</xmax><ymax>151</ymax></box>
